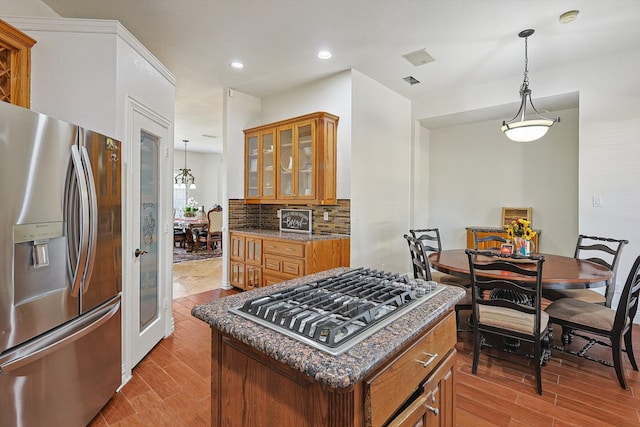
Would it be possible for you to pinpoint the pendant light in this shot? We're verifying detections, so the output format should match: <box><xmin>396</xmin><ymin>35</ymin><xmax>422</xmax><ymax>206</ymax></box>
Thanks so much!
<box><xmin>501</xmin><ymin>29</ymin><xmax>559</xmax><ymax>142</ymax></box>
<box><xmin>174</xmin><ymin>139</ymin><xmax>196</xmax><ymax>189</ymax></box>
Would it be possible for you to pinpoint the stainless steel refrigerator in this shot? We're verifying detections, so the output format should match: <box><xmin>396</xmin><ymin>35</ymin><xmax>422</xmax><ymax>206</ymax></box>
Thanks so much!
<box><xmin>0</xmin><ymin>101</ymin><xmax>122</xmax><ymax>426</ymax></box>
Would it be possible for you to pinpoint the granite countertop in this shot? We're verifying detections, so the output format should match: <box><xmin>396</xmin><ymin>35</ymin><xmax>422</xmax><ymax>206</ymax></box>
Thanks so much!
<box><xmin>231</xmin><ymin>228</ymin><xmax>350</xmax><ymax>241</ymax></box>
<box><xmin>191</xmin><ymin>267</ymin><xmax>465</xmax><ymax>390</ymax></box>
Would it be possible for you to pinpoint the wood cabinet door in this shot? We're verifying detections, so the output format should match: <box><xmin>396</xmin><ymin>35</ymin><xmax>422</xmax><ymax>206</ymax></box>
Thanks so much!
<box><xmin>245</xmin><ymin>237</ymin><xmax>262</xmax><ymax>265</ymax></box>
<box><xmin>260</xmin><ymin>129</ymin><xmax>276</xmax><ymax>200</ymax></box>
<box><xmin>245</xmin><ymin>131</ymin><xmax>259</xmax><ymax>199</ymax></box>
<box><xmin>0</xmin><ymin>20</ymin><xmax>36</xmax><ymax>108</ymax></box>
<box><xmin>230</xmin><ymin>261</ymin><xmax>245</xmax><ymax>289</ymax></box>
<box><xmin>246</xmin><ymin>266</ymin><xmax>262</xmax><ymax>290</ymax></box>
<box><xmin>387</xmin><ymin>351</ymin><xmax>456</xmax><ymax>427</ymax></box>
<box><xmin>277</xmin><ymin>123</ymin><xmax>295</xmax><ymax>200</ymax></box>
<box><xmin>422</xmin><ymin>351</ymin><xmax>456</xmax><ymax>427</ymax></box>
<box><xmin>230</xmin><ymin>234</ymin><xmax>245</xmax><ymax>261</ymax></box>
<box><xmin>294</xmin><ymin>120</ymin><xmax>315</xmax><ymax>201</ymax></box>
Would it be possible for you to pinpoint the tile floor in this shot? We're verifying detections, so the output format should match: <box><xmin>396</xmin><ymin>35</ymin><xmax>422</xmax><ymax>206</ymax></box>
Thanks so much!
<box><xmin>172</xmin><ymin>258</ymin><xmax>224</xmax><ymax>298</ymax></box>
<box><xmin>88</xmin><ymin>259</ymin><xmax>232</xmax><ymax>426</ymax></box>
<box><xmin>88</xmin><ymin>266</ymin><xmax>640</xmax><ymax>426</ymax></box>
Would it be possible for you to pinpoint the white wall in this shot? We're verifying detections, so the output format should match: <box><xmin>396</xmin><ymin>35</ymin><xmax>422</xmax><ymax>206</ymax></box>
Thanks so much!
<box><xmin>260</xmin><ymin>70</ymin><xmax>352</xmax><ymax>199</ymax></box>
<box><xmin>0</xmin><ymin>0</ymin><xmax>58</xmax><ymax>16</ymax></box>
<box><xmin>425</xmin><ymin>108</ymin><xmax>578</xmax><ymax>256</ymax></box>
<box><xmin>224</xmin><ymin>89</ymin><xmax>261</xmax><ymax>199</ymax></box>
<box><xmin>350</xmin><ymin>70</ymin><xmax>412</xmax><ymax>274</ymax></box>
<box><xmin>414</xmin><ymin>49</ymin><xmax>640</xmax><ymax>314</ymax></box>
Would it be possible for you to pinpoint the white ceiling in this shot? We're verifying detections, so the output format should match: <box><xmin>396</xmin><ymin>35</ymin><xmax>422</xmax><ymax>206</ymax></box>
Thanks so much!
<box><xmin>38</xmin><ymin>1</ymin><xmax>640</xmax><ymax>154</ymax></box>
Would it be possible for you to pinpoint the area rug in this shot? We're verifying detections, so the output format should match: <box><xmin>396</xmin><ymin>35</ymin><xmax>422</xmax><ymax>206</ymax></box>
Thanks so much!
<box><xmin>173</xmin><ymin>246</ymin><xmax>221</xmax><ymax>263</ymax></box>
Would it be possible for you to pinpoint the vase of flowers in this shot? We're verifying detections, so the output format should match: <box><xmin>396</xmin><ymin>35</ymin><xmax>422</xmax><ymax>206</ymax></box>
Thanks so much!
<box><xmin>506</xmin><ymin>218</ymin><xmax>536</xmax><ymax>255</ymax></box>
<box><xmin>184</xmin><ymin>197</ymin><xmax>199</xmax><ymax>217</ymax></box>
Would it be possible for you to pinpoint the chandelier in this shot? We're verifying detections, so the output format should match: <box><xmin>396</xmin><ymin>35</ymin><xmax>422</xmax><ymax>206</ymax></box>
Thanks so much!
<box><xmin>501</xmin><ymin>29</ymin><xmax>559</xmax><ymax>142</ymax></box>
<box><xmin>174</xmin><ymin>139</ymin><xmax>196</xmax><ymax>189</ymax></box>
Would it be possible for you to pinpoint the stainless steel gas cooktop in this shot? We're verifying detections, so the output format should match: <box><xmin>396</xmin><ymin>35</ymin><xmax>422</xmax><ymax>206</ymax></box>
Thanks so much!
<box><xmin>229</xmin><ymin>268</ymin><xmax>444</xmax><ymax>355</ymax></box>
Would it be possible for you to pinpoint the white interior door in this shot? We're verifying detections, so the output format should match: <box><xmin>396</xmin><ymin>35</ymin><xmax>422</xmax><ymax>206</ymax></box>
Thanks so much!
<box><xmin>127</xmin><ymin>101</ymin><xmax>173</xmax><ymax>368</ymax></box>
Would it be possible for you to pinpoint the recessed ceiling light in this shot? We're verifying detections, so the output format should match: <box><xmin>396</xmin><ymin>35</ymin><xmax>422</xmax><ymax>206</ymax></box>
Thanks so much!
<box><xmin>559</xmin><ymin>10</ymin><xmax>579</xmax><ymax>24</ymax></box>
<box><xmin>317</xmin><ymin>50</ymin><xmax>332</xmax><ymax>59</ymax></box>
<box><xmin>230</xmin><ymin>61</ymin><xmax>244</xmax><ymax>69</ymax></box>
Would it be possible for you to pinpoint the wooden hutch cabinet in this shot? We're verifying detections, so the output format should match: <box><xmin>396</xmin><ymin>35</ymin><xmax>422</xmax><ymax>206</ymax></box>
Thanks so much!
<box><xmin>243</xmin><ymin>112</ymin><xmax>338</xmax><ymax>205</ymax></box>
<box><xmin>0</xmin><ymin>19</ymin><xmax>36</xmax><ymax>108</ymax></box>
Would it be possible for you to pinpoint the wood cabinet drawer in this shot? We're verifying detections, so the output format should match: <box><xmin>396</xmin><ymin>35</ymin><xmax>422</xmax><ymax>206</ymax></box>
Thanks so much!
<box><xmin>264</xmin><ymin>253</ymin><xmax>305</xmax><ymax>277</ymax></box>
<box><xmin>263</xmin><ymin>239</ymin><xmax>305</xmax><ymax>257</ymax></box>
<box><xmin>366</xmin><ymin>312</ymin><xmax>456</xmax><ymax>427</ymax></box>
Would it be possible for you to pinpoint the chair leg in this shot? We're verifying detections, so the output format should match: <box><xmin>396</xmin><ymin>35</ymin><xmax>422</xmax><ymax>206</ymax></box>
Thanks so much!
<box><xmin>472</xmin><ymin>330</ymin><xmax>481</xmax><ymax>374</ymax></box>
<box><xmin>612</xmin><ymin>335</ymin><xmax>627</xmax><ymax>389</ymax></box>
<box><xmin>624</xmin><ymin>328</ymin><xmax>638</xmax><ymax>371</ymax></box>
<box><xmin>534</xmin><ymin>340</ymin><xmax>543</xmax><ymax>395</ymax></box>
<box><xmin>560</xmin><ymin>326</ymin><xmax>573</xmax><ymax>345</ymax></box>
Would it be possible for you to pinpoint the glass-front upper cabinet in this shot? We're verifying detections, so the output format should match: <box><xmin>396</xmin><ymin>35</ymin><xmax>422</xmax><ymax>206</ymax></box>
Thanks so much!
<box><xmin>261</xmin><ymin>130</ymin><xmax>275</xmax><ymax>198</ymax></box>
<box><xmin>244</xmin><ymin>112</ymin><xmax>338</xmax><ymax>205</ymax></box>
<box><xmin>245</xmin><ymin>129</ymin><xmax>276</xmax><ymax>201</ymax></box>
<box><xmin>295</xmin><ymin>122</ymin><xmax>313</xmax><ymax>200</ymax></box>
<box><xmin>278</xmin><ymin>120</ymin><xmax>314</xmax><ymax>200</ymax></box>
<box><xmin>278</xmin><ymin>125</ymin><xmax>294</xmax><ymax>198</ymax></box>
<box><xmin>245</xmin><ymin>133</ymin><xmax>259</xmax><ymax>198</ymax></box>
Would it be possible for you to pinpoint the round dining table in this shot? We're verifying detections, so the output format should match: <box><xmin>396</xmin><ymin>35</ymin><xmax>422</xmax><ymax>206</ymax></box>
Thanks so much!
<box><xmin>428</xmin><ymin>249</ymin><xmax>613</xmax><ymax>290</ymax></box>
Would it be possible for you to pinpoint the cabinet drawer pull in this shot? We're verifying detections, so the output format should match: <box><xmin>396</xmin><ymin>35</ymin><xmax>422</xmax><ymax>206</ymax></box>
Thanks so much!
<box><xmin>426</xmin><ymin>405</ymin><xmax>439</xmax><ymax>416</ymax></box>
<box><xmin>415</xmin><ymin>352</ymin><xmax>438</xmax><ymax>368</ymax></box>
<box><xmin>285</xmin><ymin>248</ymin><xmax>294</xmax><ymax>252</ymax></box>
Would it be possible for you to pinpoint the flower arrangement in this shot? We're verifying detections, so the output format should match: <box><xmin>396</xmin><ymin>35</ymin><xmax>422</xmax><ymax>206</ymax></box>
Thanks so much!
<box><xmin>506</xmin><ymin>218</ymin><xmax>536</xmax><ymax>241</ymax></box>
<box><xmin>184</xmin><ymin>197</ymin><xmax>199</xmax><ymax>216</ymax></box>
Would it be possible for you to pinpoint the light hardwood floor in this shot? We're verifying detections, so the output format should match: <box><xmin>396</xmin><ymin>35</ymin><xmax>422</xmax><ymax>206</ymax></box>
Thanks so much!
<box><xmin>172</xmin><ymin>258</ymin><xmax>224</xmax><ymax>298</ymax></box>
<box><xmin>89</xmin><ymin>273</ymin><xmax>640</xmax><ymax>426</ymax></box>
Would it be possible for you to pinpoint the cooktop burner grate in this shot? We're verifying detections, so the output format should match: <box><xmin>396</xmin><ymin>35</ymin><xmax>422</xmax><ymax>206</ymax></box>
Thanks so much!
<box><xmin>229</xmin><ymin>268</ymin><xmax>444</xmax><ymax>355</ymax></box>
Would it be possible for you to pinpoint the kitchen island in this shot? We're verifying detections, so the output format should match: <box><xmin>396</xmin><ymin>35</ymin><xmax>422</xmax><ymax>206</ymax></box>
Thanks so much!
<box><xmin>192</xmin><ymin>268</ymin><xmax>465</xmax><ymax>426</ymax></box>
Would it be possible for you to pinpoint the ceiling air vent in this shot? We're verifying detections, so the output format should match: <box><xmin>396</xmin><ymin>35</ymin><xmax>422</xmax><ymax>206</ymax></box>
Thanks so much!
<box><xmin>402</xmin><ymin>49</ymin><xmax>435</xmax><ymax>67</ymax></box>
<box><xmin>403</xmin><ymin>76</ymin><xmax>420</xmax><ymax>85</ymax></box>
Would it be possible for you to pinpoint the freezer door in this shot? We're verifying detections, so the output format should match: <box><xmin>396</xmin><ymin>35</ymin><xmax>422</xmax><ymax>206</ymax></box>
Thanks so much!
<box><xmin>0</xmin><ymin>101</ymin><xmax>80</xmax><ymax>354</ymax></box>
<box><xmin>0</xmin><ymin>297</ymin><xmax>121</xmax><ymax>427</ymax></box>
<box><xmin>79</xmin><ymin>129</ymin><xmax>122</xmax><ymax>313</ymax></box>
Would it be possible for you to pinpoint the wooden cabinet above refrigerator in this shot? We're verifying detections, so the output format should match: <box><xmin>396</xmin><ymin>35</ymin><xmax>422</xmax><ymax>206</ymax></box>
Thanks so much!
<box><xmin>244</xmin><ymin>112</ymin><xmax>338</xmax><ymax>205</ymax></box>
<box><xmin>0</xmin><ymin>19</ymin><xmax>36</xmax><ymax>108</ymax></box>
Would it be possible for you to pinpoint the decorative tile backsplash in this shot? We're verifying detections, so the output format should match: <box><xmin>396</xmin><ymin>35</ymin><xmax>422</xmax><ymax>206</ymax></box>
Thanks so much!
<box><xmin>228</xmin><ymin>199</ymin><xmax>351</xmax><ymax>235</ymax></box>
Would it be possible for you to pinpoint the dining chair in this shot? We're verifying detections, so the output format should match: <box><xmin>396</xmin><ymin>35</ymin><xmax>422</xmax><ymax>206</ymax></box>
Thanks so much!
<box><xmin>543</xmin><ymin>235</ymin><xmax>628</xmax><ymax>307</ymax></box>
<box><xmin>410</xmin><ymin>228</ymin><xmax>470</xmax><ymax>287</ymax></box>
<box><xmin>404</xmin><ymin>234</ymin><xmax>472</xmax><ymax>330</ymax></box>
<box><xmin>545</xmin><ymin>254</ymin><xmax>640</xmax><ymax>389</ymax></box>
<box><xmin>472</xmin><ymin>230</ymin><xmax>508</xmax><ymax>251</ymax></box>
<box><xmin>465</xmin><ymin>249</ymin><xmax>548</xmax><ymax>395</ymax></box>
<box><xmin>173</xmin><ymin>227</ymin><xmax>186</xmax><ymax>248</ymax></box>
<box><xmin>198</xmin><ymin>206</ymin><xmax>223</xmax><ymax>253</ymax></box>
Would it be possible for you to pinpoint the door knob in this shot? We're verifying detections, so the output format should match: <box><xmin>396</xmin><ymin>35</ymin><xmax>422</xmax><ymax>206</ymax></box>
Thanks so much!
<box><xmin>135</xmin><ymin>248</ymin><xmax>148</xmax><ymax>258</ymax></box>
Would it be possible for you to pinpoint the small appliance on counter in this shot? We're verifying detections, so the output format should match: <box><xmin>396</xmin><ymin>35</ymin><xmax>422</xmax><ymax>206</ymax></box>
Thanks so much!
<box><xmin>0</xmin><ymin>101</ymin><xmax>122</xmax><ymax>426</ymax></box>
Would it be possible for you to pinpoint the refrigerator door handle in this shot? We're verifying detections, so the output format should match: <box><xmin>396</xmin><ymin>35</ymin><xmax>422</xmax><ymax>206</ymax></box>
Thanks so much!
<box><xmin>80</xmin><ymin>145</ymin><xmax>98</xmax><ymax>292</ymax></box>
<box><xmin>66</xmin><ymin>145</ymin><xmax>91</xmax><ymax>297</ymax></box>
<box><xmin>0</xmin><ymin>299</ymin><xmax>120</xmax><ymax>374</ymax></box>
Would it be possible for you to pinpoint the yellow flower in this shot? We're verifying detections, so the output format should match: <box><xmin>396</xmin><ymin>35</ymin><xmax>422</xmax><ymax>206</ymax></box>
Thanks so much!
<box><xmin>524</xmin><ymin>228</ymin><xmax>536</xmax><ymax>239</ymax></box>
<box><xmin>506</xmin><ymin>217</ymin><xmax>535</xmax><ymax>240</ymax></box>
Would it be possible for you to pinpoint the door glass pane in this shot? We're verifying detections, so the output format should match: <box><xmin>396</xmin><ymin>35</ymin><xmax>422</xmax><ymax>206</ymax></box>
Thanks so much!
<box><xmin>262</xmin><ymin>132</ymin><xmax>274</xmax><ymax>196</ymax></box>
<box><xmin>279</xmin><ymin>128</ymin><xmax>293</xmax><ymax>196</ymax></box>
<box><xmin>139</xmin><ymin>130</ymin><xmax>159</xmax><ymax>330</ymax></box>
<box><xmin>247</xmin><ymin>135</ymin><xmax>258</xmax><ymax>196</ymax></box>
<box><xmin>297</xmin><ymin>124</ymin><xmax>312</xmax><ymax>197</ymax></box>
